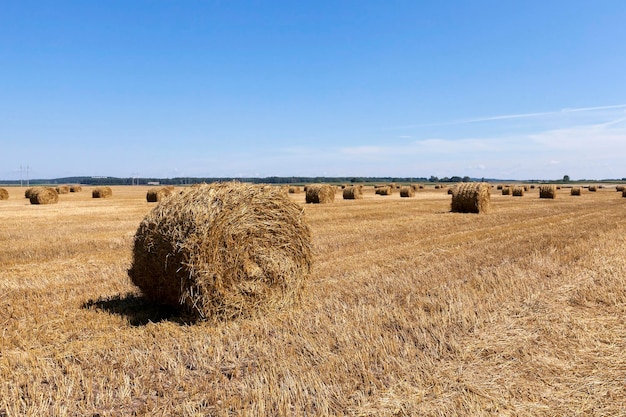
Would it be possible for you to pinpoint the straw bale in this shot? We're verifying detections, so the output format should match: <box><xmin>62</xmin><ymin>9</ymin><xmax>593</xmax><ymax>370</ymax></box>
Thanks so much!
<box><xmin>70</xmin><ymin>185</ymin><xmax>82</xmax><ymax>192</ymax></box>
<box><xmin>496</xmin><ymin>184</ymin><xmax>503</xmax><ymax>190</ymax></box>
<box><xmin>29</xmin><ymin>187</ymin><xmax>58</xmax><ymax>205</ymax></box>
<box><xmin>146</xmin><ymin>187</ymin><xmax>174</xmax><ymax>203</ymax></box>
<box><xmin>288</xmin><ymin>186</ymin><xmax>302</xmax><ymax>194</ymax></box>
<box><xmin>571</xmin><ymin>187</ymin><xmax>582</xmax><ymax>196</ymax></box>
<box><xmin>400</xmin><ymin>186</ymin><xmax>415</xmax><ymax>198</ymax></box>
<box><xmin>0</xmin><ymin>188</ymin><xmax>8</xmax><ymax>200</ymax></box>
<box><xmin>55</xmin><ymin>185</ymin><xmax>70</xmax><ymax>194</ymax></box>
<box><xmin>512</xmin><ymin>187</ymin><xmax>524</xmax><ymax>197</ymax></box>
<box><xmin>502</xmin><ymin>187</ymin><xmax>511</xmax><ymax>195</ymax></box>
<box><xmin>623</xmin><ymin>189</ymin><xmax>626</xmax><ymax>198</ymax></box>
<box><xmin>616</xmin><ymin>185</ymin><xmax>625</xmax><ymax>192</ymax></box>
<box><xmin>451</xmin><ymin>182</ymin><xmax>490</xmax><ymax>214</ymax></box>
<box><xmin>375</xmin><ymin>186</ymin><xmax>393</xmax><ymax>196</ymax></box>
<box><xmin>128</xmin><ymin>182</ymin><xmax>312</xmax><ymax>321</ymax></box>
<box><xmin>92</xmin><ymin>187</ymin><xmax>113</xmax><ymax>198</ymax></box>
<box><xmin>24</xmin><ymin>188</ymin><xmax>35</xmax><ymax>199</ymax></box>
<box><xmin>588</xmin><ymin>185</ymin><xmax>597</xmax><ymax>192</ymax></box>
<box><xmin>539</xmin><ymin>185</ymin><xmax>557</xmax><ymax>199</ymax></box>
<box><xmin>343</xmin><ymin>185</ymin><xmax>363</xmax><ymax>200</ymax></box>
<box><xmin>305</xmin><ymin>184</ymin><xmax>335</xmax><ymax>203</ymax></box>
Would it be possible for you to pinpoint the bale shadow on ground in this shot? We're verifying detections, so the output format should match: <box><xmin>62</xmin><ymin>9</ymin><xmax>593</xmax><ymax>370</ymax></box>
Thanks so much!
<box><xmin>82</xmin><ymin>293</ymin><xmax>197</xmax><ymax>326</ymax></box>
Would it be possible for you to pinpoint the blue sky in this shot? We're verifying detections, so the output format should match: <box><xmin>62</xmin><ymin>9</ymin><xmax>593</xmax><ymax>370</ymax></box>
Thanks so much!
<box><xmin>2</xmin><ymin>1</ymin><xmax>626</xmax><ymax>180</ymax></box>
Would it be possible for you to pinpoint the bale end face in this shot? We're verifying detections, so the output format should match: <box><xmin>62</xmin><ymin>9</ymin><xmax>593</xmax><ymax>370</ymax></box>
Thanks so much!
<box><xmin>128</xmin><ymin>182</ymin><xmax>313</xmax><ymax>321</ymax></box>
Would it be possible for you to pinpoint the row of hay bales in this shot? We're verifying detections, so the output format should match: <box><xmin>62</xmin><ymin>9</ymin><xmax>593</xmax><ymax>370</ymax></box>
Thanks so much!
<box><xmin>21</xmin><ymin>185</ymin><xmax>112</xmax><ymax>204</ymax></box>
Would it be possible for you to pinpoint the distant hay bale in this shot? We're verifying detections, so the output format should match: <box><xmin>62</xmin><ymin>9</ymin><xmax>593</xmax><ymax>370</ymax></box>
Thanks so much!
<box><xmin>128</xmin><ymin>182</ymin><xmax>312</xmax><ymax>321</ymax></box>
<box><xmin>92</xmin><ymin>187</ymin><xmax>113</xmax><ymax>198</ymax></box>
<box><xmin>588</xmin><ymin>185</ymin><xmax>597</xmax><ymax>192</ymax></box>
<box><xmin>400</xmin><ymin>186</ymin><xmax>415</xmax><ymax>197</ymax></box>
<box><xmin>539</xmin><ymin>185</ymin><xmax>557</xmax><ymax>199</ymax></box>
<box><xmin>305</xmin><ymin>184</ymin><xmax>335</xmax><ymax>203</ymax></box>
<box><xmin>623</xmin><ymin>189</ymin><xmax>626</xmax><ymax>198</ymax></box>
<box><xmin>55</xmin><ymin>185</ymin><xmax>70</xmax><ymax>194</ymax></box>
<box><xmin>530</xmin><ymin>185</ymin><xmax>536</xmax><ymax>189</ymax></box>
<box><xmin>70</xmin><ymin>185</ymin><xmax>82</xmax><ymax>192</ymax></box>
<box><xmin>147</xmin><ymin>187</ymin><xmax>174</xmax><ymax>203</ymax></box>
<box><xmin>616</xmin><ymin>185</ymin><xmax>625</xmax><ymax>192</ymax></box>
<box><xmin>24</xmin><ymin>188</ymin><xmax>35</xmax><ymax>199</ymax></box>
<box><xmin>451</xmin><ymin>182</ymin><xmax>490</xmax><ymax>214</ymax></box>
<box><xmin>571</xmin><ymin>187</ymin><xmax>582</xmax><ymax>196</ymax></box>
<box><xmin>375</xmin><ymin>186</ymin><xmax>393</xmax><ymax>196</ymax></box>
<box><xmin>410</xmin><ymin>184</ymin><xmax>422</xmax><ymax>192</ymax></box>
<box><xmin>523</xmin><ymin>185</ymin><xmax>530</xmax><ymax>191</ymax></box>
<box><xmin>29</xmin><ymin>187</ymin><xmax>58</xmax><ymax>205</ymax></box>
<box><xmin>502</xmin><ymin>187</ymin><xmax>511</xmax><ymax>195</ymax></box>
<box><xmin>0</xmin><ymin>188</ymin><xmax>8</xmax><ymax>200</ymax></box>
<box><xmin>512</xmin><ymin>187</ymin><xmax>524</xmax><ymax>197</ymax></box>
<box><xmin>343</xmin><ymin>185</ymin><xmax>363</xmax><ymax>200</ymax></box>
<box><xmin>496</xmin><ymin>184</ymin><xmax>503</xmax><ymax>190</ymax></box>
<box><xmin>447</xmin><ymin>188</ymin><xmax>454</xmax><ymax>195</ymax></box>
<box><xmin>288</xmin><ymin>186</ymin><xmax>302</xmax><ymax>194</ymax></box>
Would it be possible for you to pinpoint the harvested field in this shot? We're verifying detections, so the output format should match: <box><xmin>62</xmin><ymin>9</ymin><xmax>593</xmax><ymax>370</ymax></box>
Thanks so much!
<box><xmin>1</xmin><ymin>185</ymin><xmax>626</xmax><ymax>416</ymax></box>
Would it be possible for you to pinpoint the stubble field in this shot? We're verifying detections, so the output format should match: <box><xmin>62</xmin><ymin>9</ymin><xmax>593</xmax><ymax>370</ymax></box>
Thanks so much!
<box><xmin>1</xmin><ymin>185</ymin><xmax>625</xmax><ymax>416</ymax></box>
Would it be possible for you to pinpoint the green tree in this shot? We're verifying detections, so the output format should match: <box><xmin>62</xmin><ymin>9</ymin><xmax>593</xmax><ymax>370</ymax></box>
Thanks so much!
<box><xmin>563</xmin><ymin>175</ymin><xmax>570</xmax><ymax>182</ymax></box>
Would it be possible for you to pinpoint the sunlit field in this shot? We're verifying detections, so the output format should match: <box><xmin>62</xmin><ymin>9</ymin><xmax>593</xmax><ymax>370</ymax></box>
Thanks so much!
<box><xmin>1</xmin><ymin>185</ymin><xmax>625</xmax><ymax>416</ymax></box>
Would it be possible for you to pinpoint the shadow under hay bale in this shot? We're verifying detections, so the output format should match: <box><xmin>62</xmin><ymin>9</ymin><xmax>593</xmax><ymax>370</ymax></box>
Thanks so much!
<box><xmin>92</xmin><ymin>187</ymin><xmax>113</xmax><ymax>198</ymax></box>
<box><xmin>29</xmin><ymin>187</ymin><xmax>58</xmax><ymax>205</ymax></box>
<box><xmin>343</xmin><ymin>185</ymin><xmax>363</xmax><ymax>200</ymax></box>
<box><xmin>128</xmin><ymin>182</ymin><xmax>313</xmax><ymax>321</ymax></box>
<box><xmin>0</xmin><ymin>188</ymin><xmax>8</xmax><ymax>200</ymax></box>
<box><xmin>539</xmin><ymin>185</ymin><xmax>557</xmax><ymax>199</ymax></box>
<box><xmin>400</xmin><ymin>186</ymin><xmax>415</xmax><ymax>198</ymax></box>
<box><xmin>451</xmin><ymin>182</ymin><xmax>490</xmax><ymax>214</ymax></box>
<box><xmin>146</xmin><ymin>187</ymin><xmax>174</xmax><ymax>203</ymax></box>
<box><xmin>305</xmin><ymin>184</ymin><xmax>335</xmax><ymax>203</ymax></box>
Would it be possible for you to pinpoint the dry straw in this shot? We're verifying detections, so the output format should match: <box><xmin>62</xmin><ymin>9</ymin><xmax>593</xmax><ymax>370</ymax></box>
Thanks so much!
<box><xmin>70</xmin><ymin>185</ymin><xmax>82</xmax><ymax>192</ymax></box>
<box><xmin>375</xmin><ymin>186</ymin><xmax>393</xmax><ymax>195</ymax></box>
<box><xmin>92</xmin><ymin>187</ymin><xmax>113</xmax><ymax>198</ymax></box>
<box><xmin>588</xmin><ymin>185</ymin><xmax>597</xmax><ymax>192</ymax></box>
<box><xmin>502</xmin><ymin>187</ymin><xmax>511</xmax><ymax>195</ymax></box>
<box><xmin>400</xmin><ymin>186</ymin><xmax>415</xmax><ymax>198</ymax></box>
<box><xmin>305</xmin><ymin>184</ymin><xmax>335</xmax><ymax>203</ymax></box>
<box><xmin>616</xmin><ymin>185</ymin><xmax>625</xmax><ymax>192</ymax></box>
<box><xmin>571</xmin><ymin>187</ymin><xmax>582</xmax><ymax>196</ymax></box>
<box><xmin>623</xmin><ymin>189</ymin><xmax>626</xmax><ymax>198</ymax></box>
<box><xmin>128</xmin><ymin>182</ymin><xmax>312</xmax><ymax>321</ymax></box>
<box><xmin>24</xmin><ymin>188</ymin><xmax>35</xmax><ymax>199</ymax></box>
<box><xmin>29</xmin><ymin>187</ymin><xmax>58</xmax><ymax>205</ymax></box>
<box><xmin>55</xmin><ymin>185</ymin><xmax>70</xmax><ymax>194</ymax></box>
<box><xmin>146</xmin><ymin>187</ymin><xmax>174</xmax><ymax>203</ymax></box>
<box><xmin>512</xmin><ymin>187</ymin><xmax>524</xmax><ymax>197</ymax></box>
<box><xmin>539</xmin><ymin>185</ymin><xmax>557</xmax><ymax>199</ymax></box>
<box><xmin>288</xmin><ymin>186</ymin><xmax>302</xmax><ymax>194</ymax></box>
<box><xmin>451</xmin><ymin>182</ymin><xmax>490</xmax><ymax>214</ymax></box>
<box><xmin>343</xmin><ymin>185</ymin><xmax>363</xmax><ymax>200</ymax></box>
<box><xmin>0</xmin><ymin>188</ymin><xmax>8</xmax><ymax>200</ymax></box>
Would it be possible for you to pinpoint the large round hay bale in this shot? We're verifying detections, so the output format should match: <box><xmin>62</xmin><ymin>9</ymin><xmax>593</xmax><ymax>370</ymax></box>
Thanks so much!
<box><xmin>305</xmin><ymin>184</ymin><xmax>335</xmax><ymax>203</ymax></box>
<box><xmin>502</xmin><ymin>187</ymin><xmax>511</xmax><ymax>195</ymax></box>
<box><xmin>539</xmin><ymin>185</ymin><xmax>556</xmax><ymax>199</ymax></box>
<box><xmin>70</xmin><ymin>185</ymin><xmax>82</xmax><ymax>192</ymax></box>
<box><xmin>29</xmin><ymin>187</ymin><xmax>58</xmax><ymax>205</ymax></box>
<box><xmin>451</xmin><ymin>182</ymin><xmax>490</xmax><ymax>214</ymax></box>
<box><xmin>0</xmin><ymin>188</ymin><xmax>8</xmax><ymax>200</ymax></box>
<box><xmin>588</xmin><ymin>185</ymin><xmax>597</xmax><ymax>192</ymax></box>
<box><xmin>55</xmin><ymin>185</ymin><xmax>70</xmax><ymax>194</ymax></box>
<box><xmin>128</xmin><ymin>182</ymin><xmax>312</xmax><ymax>320</ymax></box>
<box><xmin>146</xmin><ymin>187</ymin><xmax>174</xmax><ymax>203</ymax></box>
<box><xmin>24</xmin><ymin>188</ymin><xmax>35</xmax><ymax>199</ymax></box>
<box><xmin>375</xmin><ymin>186</ymin><xmax>393</xmax><ymax>196</ymax></box>
<box><xmin>92</xmin><ymin>187</ymin><xmax>113</xmax><ymax>198</ymax></box>
<box><xmin>288</xmin><ymin>186</ymin><xmax>302</xmax><ymax>194</ymax></box>
<box><xmin>623</xmin><ymin>189</ymin><xmax>626</xmax><ymax>198</ymax></box>
<box><xmin>571</xmin><ymin>187</ymin><xmax>582</xmax><ymax>196</ymax></box>
<box><xmin>616</xmin><ymin>185</ymin><xmax>624</xmax><ymax>192</ymax></box>
<box><xmin>343</xmin><ymin>185</ymin><xmax>363</xmax><ymax>200</ymax></box>
<box><xmin>512</xmin><ymin>187</ymin><xmax>524</xmax><ymax>197</ymax></box>
<box><xmin>400</xmin><ymin>186</ymin><xmax>415</xmax><ymax>198</ymax></box>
